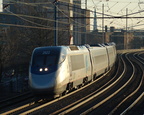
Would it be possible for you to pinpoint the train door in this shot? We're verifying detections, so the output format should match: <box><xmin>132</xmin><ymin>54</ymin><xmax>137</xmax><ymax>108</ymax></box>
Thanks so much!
<box><xmin>68</xmin><ymin>55</ymin><xmax>73</xmax><ymax>82</ymax></box>
<box><xmin>105</xmin><ymin>47</ymin><xmax>110</xmax><ymax>70</ymax></box>
<box><xmin>85</xmin><ymin>54</ymin><xmax>92</xmax><ymax>81</ymax></box>
<box><xmin>86</xmin><ymin>48</ymin><xmax>94</xmax><ymax>80</ymax></box>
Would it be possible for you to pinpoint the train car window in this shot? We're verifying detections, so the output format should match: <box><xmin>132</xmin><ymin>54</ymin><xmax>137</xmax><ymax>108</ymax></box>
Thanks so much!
<box><xmin>70</xmin><ymin>55</ymin><xmax>85</xmax><ymax>71</ymax></box>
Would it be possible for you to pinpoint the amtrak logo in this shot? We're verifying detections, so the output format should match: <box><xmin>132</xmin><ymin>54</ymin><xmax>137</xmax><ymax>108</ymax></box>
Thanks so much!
<box><xmin>42</xmin><ymin>51</ymin><xmax>50</xmax><ymax>55</ymax></box>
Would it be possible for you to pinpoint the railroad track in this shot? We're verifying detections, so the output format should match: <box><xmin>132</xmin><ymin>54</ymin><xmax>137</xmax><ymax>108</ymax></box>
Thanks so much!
<box><xmin>0</xmin><ymin>91</ymin><xmax>34</xmax><ymax>113</ymax></box>
<box><xmin>1</xmin><ymin>52</ymin><xmax>144</xmax><ymax>115</ymax></box>
<box><xmin>108</xmin><ymin>53</ymin><xmax>144</xmax><ymax>115</ymax></box>
<box><xmin>125</xmin><ymin>52</ymin><xmax>144</xmax><ymax>115</ymax></box>
<box><xmin>78</xmin><ymin>52</ymin><xmax>144</xmax><ymax>115</ymax></box>
<box><xmin>1</xmin><ymin>59</ymin><xmax>118</xmax><ymax>115</ymax></box>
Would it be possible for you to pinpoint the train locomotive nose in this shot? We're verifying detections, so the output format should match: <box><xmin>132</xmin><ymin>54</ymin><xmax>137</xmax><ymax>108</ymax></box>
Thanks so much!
<box><xmin>29</xmin><ymin>72</ymin><xmax>57</xmax><ymax>95</ymax></box>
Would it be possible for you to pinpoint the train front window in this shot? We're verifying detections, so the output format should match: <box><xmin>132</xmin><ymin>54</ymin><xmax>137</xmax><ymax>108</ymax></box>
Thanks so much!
<box><xmin>45</xmin><ymin>56</ymin><xmax>57</xmax><ymax>66</ymax></box>
<box><xmin>59</xmin><ymin>53</ymin><xmax>66</xmax><ymax>64</ymax></box>
<box><xmin>32</xmin><ymin>55</ymin><xmax>58</xmax><ymax>67</ymax></box>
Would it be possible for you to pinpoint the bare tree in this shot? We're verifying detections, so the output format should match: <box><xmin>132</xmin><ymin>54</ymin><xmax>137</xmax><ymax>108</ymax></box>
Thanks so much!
<box><xmin>0</xmin><ymin>0</ymin><xmax>70</xmax><ymax>82</ymax></box>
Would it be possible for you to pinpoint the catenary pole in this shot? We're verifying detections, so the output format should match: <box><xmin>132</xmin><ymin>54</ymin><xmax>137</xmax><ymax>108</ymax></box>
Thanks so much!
<box><xmin>53</xmin><ymin>0</ymin><xmax>58</xmax><ymax>46</ymax></box>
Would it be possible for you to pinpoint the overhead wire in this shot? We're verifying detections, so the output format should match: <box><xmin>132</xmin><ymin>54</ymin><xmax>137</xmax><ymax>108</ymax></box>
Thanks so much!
<box><xmin>6</xmin><ymin>0</ymin><xmax>143</xmax><ymax>17</ymax></box>
<box><xmin>48</xmin><ymin>0</ymin><xmax>103</xmax><ymax>31</ymax></box>
<box><xmin>0</xmin><ymin>11</ymin><xmax>69</xmax><ymax>25</ymax></box>
<box><xmin>0</xmin><ymin>22</ymin><xmax>103</xmax><ymax>36</ymax></box>
<box><xmin>6</xmin><ymin>0</ymin><xmax>118</xmax><ymax>17</ymax></box>
<box><xmin>96</xmin><ymin>1</ymin><xmax>144</xmax><ymax>29</ymax></box>
<box><xmin>1</xmin><ymin>0</ymin><xmax>144</xmax><ymax>44</ymax></box>
<box><xmin>1</xmin><ymin>1</ymin><xmax>101</xmax><ymax>33</ymax></box>
<box><xmin>58</xmin><ymin>3</ymin><xmax>144</xmax><ymax>29</ymax></box>
<box><xmin>117</xmin><ymin>2</ymin><xmax>131</xmax><ymax>15</ymax></box>
<box><xmin>52</xmin><ymin>2</ymin><xmax>104</xmax><ymax>35</ymax></box>
<box><xmin>3</xmin><ymin>0</ymin><xmax>99</xmax><ymax>29</ymax></box>
<box><xmin>0</xmin><ymin>22</ymin><xmax>57</xmax><ymax>30</ymax></box>
<box><xmin>90</xmin><ymin>0</ymin><xmax>126</xmax><ymax>28</ymax></box>
<box><xmin>2</xmin><ymin>3</ymin><xmax>93</xmax><ymax>29</ymax></box>
<box><xmin>1</xmin><ymin>2</ymin><xmax>89</xmax><ymax>35</ymax></box>
<box><xmin>2</xmin><ymin>0</ymin><xmax>144</xmax><ymax>31</ymax></box>
<box><xmin>91</xmin><ymin>0</ymin><xmax>124</xmax><ymax>29</ymax></box>
<box><xmin>5</xmin><ymin>9</ymin><xmax>52</xmax><ymax>28</ymax></box>
<box><xmin>107</xmin><ymin>2</ymin><xmax>118</xmax><ymax>12</ymax></box>
<box><xmin>6</xmin><ymin>0</ymin><xmax>87</xmax><ymax>18</ymax></box>
<box><xmin>87</xmin><ymin>0</ymin><xmax>139</xmax><ymax>3</ymax></box>
<box><xmin>89</xmin><ymin>2</ymin><xmax>143</xmax><ymax>28</ymax></box>
<box><xmin>4</xmin><ymin>0</ymin><xmax>130</xmax><ymax>19</ymax></box>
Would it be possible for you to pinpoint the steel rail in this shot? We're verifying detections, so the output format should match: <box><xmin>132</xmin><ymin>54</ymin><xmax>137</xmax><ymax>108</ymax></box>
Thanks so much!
<box><xmin>55</xmin><ymin>54</ymin><xmax>127</xmax><ymax>115</ymax></box>
<box><xmin>119</xmin><ymin>52</ymin><xmax>144</xmax><ymax>115</ymax></box>
<box><xmin>108</xmin><ymin>53</ymin><xmax>144</xmax><ymax>114</ymax></box>
<box><xmin>79</xmin><ymin>53</ymin><xmax>134</xmax><ymax>115</ymax></box>
<box><xmin>49</xmin><ymin>58</ymin><xmax>121</xmax><ymax>115</ymax></box>
<box><xmin>0</xmin><ymin>92</ymin><xmax>32</xmax><ymax>113</ymax></box>
<box><xmin>2</xmin><ymin>69</ymin><xmax>111</xmax><ymax>115</ymax></box>
<box><xmin>19</xmin><ymin>70</ymin><xmax>111</xmax><ymax>115</ymax></box>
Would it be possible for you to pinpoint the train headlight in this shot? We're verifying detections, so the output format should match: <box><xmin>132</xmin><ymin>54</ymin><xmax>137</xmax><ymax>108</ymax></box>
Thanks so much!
<box><xmin>39</xmin><ymin>68</ymin><xmax>43</xmax><ymax>72</ymax></box>
<box><xmin>44</xmin><ymin>68</ymin><xmax>48</xmax><ymax>71</ymax></box>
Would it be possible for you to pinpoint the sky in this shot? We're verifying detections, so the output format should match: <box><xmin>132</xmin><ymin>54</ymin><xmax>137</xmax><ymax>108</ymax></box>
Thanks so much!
<box><xmin>83</xmin><ymin>0</ymin><xmax>144</xmax><ymax>30</ymax></box>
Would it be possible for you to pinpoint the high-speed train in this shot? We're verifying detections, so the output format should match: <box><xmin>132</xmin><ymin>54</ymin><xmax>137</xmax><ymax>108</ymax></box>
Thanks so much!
<box><xmin>29</xmin><ymin>43</ymin><xmax>116</xmax><ymax>98</ymax></box>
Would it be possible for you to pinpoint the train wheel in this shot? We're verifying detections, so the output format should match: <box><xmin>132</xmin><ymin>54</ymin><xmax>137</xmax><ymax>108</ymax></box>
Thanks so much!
<box><xmin>62</xmin><ymin>90</ymin><xmax>68</xmax><ymax>96</ymax></box>
<box><xmin>78</xmin><ymin>84</ymin><xmax>83</xmax><ymax>88</ymax></box>
<box><xmin>67</xmin><ymin>82</ymin><xmax>73</xmax><ymax>91</ymax></box>
<box><xmin>83</xmin><ymin>77</ymin><xmax>88</xmax><ymax>85</ymax></box>
<box><xmin>93</xmin><ymin>74</ymin><xmax>97</xmax><ymax>81</ymax></box>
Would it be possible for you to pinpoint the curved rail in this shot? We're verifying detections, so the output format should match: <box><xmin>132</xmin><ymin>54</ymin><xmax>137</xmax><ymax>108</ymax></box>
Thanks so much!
<box><xmin>1</xmin><ymin>69</ymin><xmax>113</xmax><ymax>115</ymax></box>
<box><xmin>120</xmin><ymin>52</ymin><xmax>144</xmax><ymax>114</ymax></box>
<box><xmin>2</xmin><ymin>52</ymin><xmax>144</xmax><ymax>115</ymax></box>
<box><xmin>79</xmin><ymin>53</ymin><xmax>134</xmax><ymax>115</ymax></box>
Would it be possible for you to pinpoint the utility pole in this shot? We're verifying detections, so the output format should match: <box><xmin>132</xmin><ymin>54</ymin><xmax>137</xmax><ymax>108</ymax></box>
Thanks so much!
<box><xmin>85</xmin><ymin>0</ymin><xmax>87</xmax><ymax>9</ymax></box>
<box><xmin>126</xmin><ymin>8</ymin><xmax>128</xmax><ymax>49</ymax></box>
<box><xmin>85</xmin><ymin>0</ymin><xmax>87</xmax><ymax>44</ymax></box>
<box><xmin>69</xmin><ymin>0</ymin><xmax>73</xmax><ymax>45</ymax></box>
<box><xmin>102</xmin><ymin>4</ymin><xmax>104</xmax><ymax>43</ymax></box>
<box><xmin>53</xmin><ymin>0</ymin><xmax>59</xmax><ymax>46</ymax></box>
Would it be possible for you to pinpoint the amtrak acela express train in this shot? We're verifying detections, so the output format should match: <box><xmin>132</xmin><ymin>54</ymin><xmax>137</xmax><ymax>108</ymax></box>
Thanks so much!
<box><xmin>29</xmin><ymin>43</ymin><xmax>116</xmax><ymax>98</ymax></box>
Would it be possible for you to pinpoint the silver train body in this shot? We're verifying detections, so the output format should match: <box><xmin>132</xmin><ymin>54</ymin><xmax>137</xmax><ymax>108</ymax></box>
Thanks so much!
<box><xmin>29</xmin><ymin>43</ymin><xmax>116</xmax><ymax>97</ymax></box>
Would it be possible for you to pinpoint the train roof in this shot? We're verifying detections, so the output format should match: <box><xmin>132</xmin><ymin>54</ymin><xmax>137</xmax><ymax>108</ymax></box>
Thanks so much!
<box><xmin>33</xmin><ymin>42</ymin><xmax>115</xmax><ymax>52</ymax></box>
<box><xmin>33</xmin><ymin>45</ymin><xmax>87</xmax><ymax>53</ymax></box>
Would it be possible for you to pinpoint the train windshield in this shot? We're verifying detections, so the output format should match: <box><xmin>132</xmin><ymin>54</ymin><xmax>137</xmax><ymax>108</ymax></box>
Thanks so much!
<box><xmin>32</xmin><ymin>55</ymin><xmax>58</xmax><ymax>67</ymax></box>
<box><xmin>32</xmin><ymin>50</ymin><xmax>66</xmax><ymax>67</ymax></box>
<box><xmin>31</xmin><ymin>47</ymin><xmax>67</xmax><ymax>74</ymax></box>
